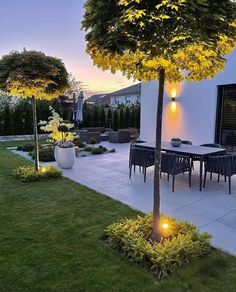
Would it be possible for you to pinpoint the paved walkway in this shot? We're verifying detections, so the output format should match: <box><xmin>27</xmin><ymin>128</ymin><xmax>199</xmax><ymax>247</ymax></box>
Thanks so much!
<box><xmin>47</xmin><ymin>142</ymin><xmax>236</xmax><ymax>255</ymax></box>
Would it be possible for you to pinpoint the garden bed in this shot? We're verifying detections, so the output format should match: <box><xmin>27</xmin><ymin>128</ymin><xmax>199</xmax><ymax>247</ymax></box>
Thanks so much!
<box><xmin>105</xmin><ymin>214</ymin><xmax>211</xmax><ymax>280</ymax></box>
<box><xmin>8</xmin><ymin>142</ymin><xmax>116</xmax><ymax>163</ymax></box>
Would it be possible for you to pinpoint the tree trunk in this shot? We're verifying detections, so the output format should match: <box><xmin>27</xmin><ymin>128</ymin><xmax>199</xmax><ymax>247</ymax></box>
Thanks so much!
<box><xmin>32</xmin><ymin>96</ymin><xmax>39</xmax><ymax>171</ymax></box>
<box><xmin>152</xmin><ymin>68</ymin><xmax>165</xmax><ymax>242</ymax></box>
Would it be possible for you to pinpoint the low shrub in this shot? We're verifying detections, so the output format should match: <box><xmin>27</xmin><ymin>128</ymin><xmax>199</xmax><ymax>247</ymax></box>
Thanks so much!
<box><xmin>91</xmin><ymin>147</ymin><xmax>104</xmax><ymax>155</ymax></box>
<box><xmin>89</xmin><ymin>138</ymin><xmax>97</xmax><ymax>147</ymax></box>
<box><xmin>17</xmin><ymin>143</ymin><xmax>34</xmax><ymax>152</ymax></box>
<box><xmin>73</xmin><ymin>137</ymin><xmax>84</xmax><ymax>148</ymax></box>
<box><xmin>105</xmin><ymin>214</ymin><xmax>211</xmax><ymax>280</ymax></box>
<box><xmin>40</xmin><ymin>143</ymin><xmax>54</xmax><ymax>149</ymax></box>
<box><xmin>99</xmin><ymin>145</ymin><xmax>107</xmax><ymax>152</ymax></box>
<box><xmin>13</xmin><ymin>165</ymin><xmax>62</xmax><ymax>183</ymax></box>
<box><xmin>84</xmin><ymin>146</ymin><xmax>93</xmax><ymax>152</ymax></box>
<box><xmin>32</xmin><ymin>147</ymin><xmax>55</xmax><ymax>162</ymax></box>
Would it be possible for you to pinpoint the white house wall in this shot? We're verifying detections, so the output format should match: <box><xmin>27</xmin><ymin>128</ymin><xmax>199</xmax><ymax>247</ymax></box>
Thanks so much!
<box><xmin>140</xmin><ymin>50</ymin><xmax>236</xmax><ymax>144</ymax></box>
<box><xmin>110</xmin><ymin>94</ymin><xmax>140</xmax><ymax>107</ymax></box>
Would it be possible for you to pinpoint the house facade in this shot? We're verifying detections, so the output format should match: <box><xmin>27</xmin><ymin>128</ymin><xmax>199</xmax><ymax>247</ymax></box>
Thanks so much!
<box><xmin>140</xmin><ymin>50</ymin><xmax>236</xmax><ymax>150</ymax></box>
<box><xmin>85</xmin><ymin>94</ymin><xmax>110</xmax><ymax>106</ymax></box>
<box><xmin>109</xmin><ymin>83</ymin><xmax>141</xmax><ymax>107</ymax></box>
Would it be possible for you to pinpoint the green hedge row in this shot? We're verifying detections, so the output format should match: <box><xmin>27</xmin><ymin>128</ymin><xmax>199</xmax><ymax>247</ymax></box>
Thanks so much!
<box><xmin>82</xmin><ymin>103</ymin><xmax>140</xmax><ymax>130</ymax></box>
<box><xmin>0</xmin><ymin>99</ymin><xmax>140</xmax><ymax>136</ymax></box>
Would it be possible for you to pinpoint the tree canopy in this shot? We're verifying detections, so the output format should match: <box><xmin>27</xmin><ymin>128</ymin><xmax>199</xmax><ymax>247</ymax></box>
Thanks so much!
<box><xmin>82</xmin><ymin>0</ymin><xmax>236</xmax><ymax>82</ymax></box>
<box><xmin>0</xmin><ymin>50</ymin><xmax>69</xmax><ymax>99</ymax></box>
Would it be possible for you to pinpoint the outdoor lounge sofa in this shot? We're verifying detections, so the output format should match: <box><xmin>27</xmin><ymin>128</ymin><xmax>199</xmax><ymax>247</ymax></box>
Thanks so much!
<box><xmin>78</xmin><ymin>130</ymin><xmax>101</xmax><ymax>144</ymax></box>
<box><xmin>81</xmin><ymin>127</ymin><xmax>112</xmax><ymax>142</ymax></box>
<box><xmin>77</xmin><ymin>127</ymin><xmax>113</xmax><ymax>143</ymax></box>
<box><xmin>108</xmin><ymin>129</ymin><xmax>131</xmax><ymax>143</ymax></box>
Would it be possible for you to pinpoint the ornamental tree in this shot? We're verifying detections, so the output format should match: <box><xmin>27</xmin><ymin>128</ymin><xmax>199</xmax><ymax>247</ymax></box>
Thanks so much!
<box><xmin>83</xmin><ymin>0</ymin><xmax>236</xmax><ymax>241</ymax></box>
<box><xmin>0</xmin><ymin>50</ymin><xmax>69</xmax><ymax>171</ymax></box>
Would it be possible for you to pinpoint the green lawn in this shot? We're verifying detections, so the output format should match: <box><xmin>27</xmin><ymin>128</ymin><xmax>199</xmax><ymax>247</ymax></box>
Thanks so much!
<box><xmin>1</xmin><ymin>140</ymin><xmax>236</xmax><ymax>291</ymax></box>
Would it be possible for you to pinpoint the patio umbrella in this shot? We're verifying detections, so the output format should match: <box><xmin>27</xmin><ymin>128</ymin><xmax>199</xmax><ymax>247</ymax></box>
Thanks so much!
<box><xmin>74</xmin><ymin>91</ymin><xmax>84</xmax><ymax>127</ymax></box>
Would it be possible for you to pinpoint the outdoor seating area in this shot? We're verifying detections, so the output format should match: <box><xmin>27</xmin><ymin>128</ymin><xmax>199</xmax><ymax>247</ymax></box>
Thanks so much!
<box><xmin>130</xmin><ymin>140</ymin><xmax>235</xmax><ymax>193</ymax></box>
<box><xmin>77</xmin><ymin>128</ymin><xmax>136</xmax><ymax>144</ymax></box>
<box><xmin>57</xmin><ymin>141</ymin><xmax>236</xmax><ymax>255</ymax></box>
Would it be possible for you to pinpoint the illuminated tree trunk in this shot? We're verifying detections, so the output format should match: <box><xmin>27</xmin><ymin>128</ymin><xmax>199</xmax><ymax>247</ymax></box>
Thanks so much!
<box><xmin>152</xmin><ymin>67</ymin><xmax>165</xmax><ymax>242</ymax></box>
<box><xmin>32</xmin><ymin>96</ymin><xmax>39</xmax><ymax>171</ymax></box>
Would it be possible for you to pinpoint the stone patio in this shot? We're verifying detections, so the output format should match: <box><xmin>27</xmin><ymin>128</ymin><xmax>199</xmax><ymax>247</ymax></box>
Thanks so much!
<box><xmin>52</xmin><ymin>142</ymin><xmax>236</xmax><ymax>255</ymax></box>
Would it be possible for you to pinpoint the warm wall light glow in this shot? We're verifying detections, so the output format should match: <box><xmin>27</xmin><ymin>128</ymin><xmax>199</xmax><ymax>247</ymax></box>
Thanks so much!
<box><xmin>163</xmin><ymin>101</ymin><xmax>183</xmax><ymax>142</ymax></box>
<box><xmin>165</xmin><ymin>81</ymin><xmax>183</xmax><ymax>99</ymax></box>
<box><xmin>171</xmin><ymin>88</ymin><xmax>177</xmax><ymax>98</ymax></box>
<box><xmin>171</xmin><ymin>101</ymin><xmax>177</xmax><ymax>113</ymax></box>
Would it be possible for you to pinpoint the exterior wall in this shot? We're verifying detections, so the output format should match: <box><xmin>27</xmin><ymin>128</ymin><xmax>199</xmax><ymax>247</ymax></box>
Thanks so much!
<box><xmin>110</xmin><ymin>94</ymin><xmax>140</xmax><ymax>107</ymax></box>
<box><xmin>140</xmin><ymin>50</ymin><xmax>236</xmax><ymax>144</ymax></box>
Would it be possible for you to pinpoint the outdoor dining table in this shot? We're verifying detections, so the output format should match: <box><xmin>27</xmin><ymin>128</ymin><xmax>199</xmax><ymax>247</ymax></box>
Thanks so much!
<box><xmin>137</xmin><ymin>141</ymin><xmax>226</xmax><ymax>191</ymax></box>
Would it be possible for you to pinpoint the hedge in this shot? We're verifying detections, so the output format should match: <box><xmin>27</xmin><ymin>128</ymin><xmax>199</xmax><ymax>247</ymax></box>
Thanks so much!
<box><xmin>0</xmin><ymin>99</ymin><xmax>141</xmax><ymax>136</ymax></box>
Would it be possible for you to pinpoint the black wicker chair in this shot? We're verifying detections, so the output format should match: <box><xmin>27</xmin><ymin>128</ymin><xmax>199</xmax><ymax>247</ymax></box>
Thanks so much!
<box><xmin>129</xmin><ymin>146</ymin><xmax>155</xmax><ymax>182</ymax></box>
<box><xmin>161</xmin><ymin>153</ymin><xmax>192</xmax><ymax>192</ymax></box>
<box><xmin>204</xmin><ymin>154</ymin><xmax>236</xmax><ymax>194</ymax></box>
<box><xmin>191</xmin><ymin>143</ymin><xmax>222</xmax><ymax>170</ymax></box>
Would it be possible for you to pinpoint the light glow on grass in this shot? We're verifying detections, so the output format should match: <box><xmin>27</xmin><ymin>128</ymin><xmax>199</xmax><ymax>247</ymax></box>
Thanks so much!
<box><xmin>162</xmin><ymin>223</ymin><xmax>169</xmax><ymax>230</ymax></box>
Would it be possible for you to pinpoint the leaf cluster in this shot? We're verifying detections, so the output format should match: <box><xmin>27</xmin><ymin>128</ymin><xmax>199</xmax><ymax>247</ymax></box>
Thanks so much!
<box><xmin>13</xmin><ymin>165</ymin><xmax>62</xmax><ymax>182</ymax></box>
<box><xmin>83</xmin><ymin>0</ymin><xmax>236</xmax><ymax>81</ymax></box>
<box><xmin>0</xmin><ymin>50</ymin><xmax>69</xmax><ymax>100</ymax></box>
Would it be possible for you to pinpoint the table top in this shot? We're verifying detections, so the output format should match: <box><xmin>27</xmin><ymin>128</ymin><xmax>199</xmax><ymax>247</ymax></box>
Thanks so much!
<box><xmin>138</xmin><ymin>141</ymin><xmax>225</xmax><ymax>156</ymax></box>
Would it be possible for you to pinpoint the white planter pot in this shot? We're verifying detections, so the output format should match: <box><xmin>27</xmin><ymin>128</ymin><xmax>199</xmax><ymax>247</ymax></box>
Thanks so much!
<box><xmin>57</xmin><ymin>147</ymin><xmax>76</xmax><ymax>169</ymax></box>
<box><xmin>54</xmin><ymin>145</ymin><xmax>60</xmax><ymax>163</ymax></box>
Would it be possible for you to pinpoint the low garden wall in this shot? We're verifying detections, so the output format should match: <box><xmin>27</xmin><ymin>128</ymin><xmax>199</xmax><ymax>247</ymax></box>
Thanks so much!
<box><xmin>0</xmin><ymin>134</ymin><xmax>48</xmax><ymax>142</ymax></box>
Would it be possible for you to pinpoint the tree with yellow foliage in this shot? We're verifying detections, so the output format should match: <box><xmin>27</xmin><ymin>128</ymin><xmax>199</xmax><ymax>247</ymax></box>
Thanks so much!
<box><xmin>0</xmin><ymin>50</ymin><xmax>69</xmax><ymax>171</ymax></box>
<box><xmin>83</xmin><ymin>0</ymin><xmax>236</xmax><ymax>241</ymax></box>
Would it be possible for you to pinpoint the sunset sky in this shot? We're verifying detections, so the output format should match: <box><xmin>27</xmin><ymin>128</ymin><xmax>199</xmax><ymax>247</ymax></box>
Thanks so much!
<box><xmin>0</xmin><ymin>0</ymin><xmax>136</xmax><ymax>97</ymax></box>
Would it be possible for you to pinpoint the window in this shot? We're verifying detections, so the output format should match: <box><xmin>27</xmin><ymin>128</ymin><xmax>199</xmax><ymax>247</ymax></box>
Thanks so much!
<box><xmin>215</xmin><ymin>84</ymin><xmax>236</xmax><ymax>151</ymax></box>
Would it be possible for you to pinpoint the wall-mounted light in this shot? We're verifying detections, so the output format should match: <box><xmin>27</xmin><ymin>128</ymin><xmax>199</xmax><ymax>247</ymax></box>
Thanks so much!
<box><xmin>165</xmin><ymin>82</ymin><xmax>182</xmax><ymax>113</ymax></box>
<box><xmin>170</xmin><ymin>88</ymin><xmax>177</xmax><ymax>101</ymax></box>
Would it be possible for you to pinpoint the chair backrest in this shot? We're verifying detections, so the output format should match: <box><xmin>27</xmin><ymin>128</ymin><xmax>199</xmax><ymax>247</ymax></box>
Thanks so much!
<box><xmin>161</xmin><ymin>153</ymin><xmax>190</xmax><ymax>174</ymax></box>
<box><xmin>161</xmin><ymin>153</ymin><xmax>176</xmax><ymax>173</ymax></box>
<box><xmin>130</xmin><ymin>137</ymin><xmax>146</xmax><ymax>148</ymax></box>
<box><xmin>206</xmin><ymin>154</ymin><xmax>236</xmax><ymax>175</ymax></box>
<box><xmin>130</xmin><ymin>147</ymin><xmax>155</xmax><ymax>167</ymax></box>
<box><xmin>200</xmin><ymin>143</ymin><xmax>221</xmax><ymax>148</ymax></box>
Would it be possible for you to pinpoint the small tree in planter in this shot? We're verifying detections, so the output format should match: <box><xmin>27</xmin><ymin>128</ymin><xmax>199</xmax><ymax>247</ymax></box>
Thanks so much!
<box><xmin>0</xmin><ymin>50</ymin><xmax>69</xmax><ymax>171</ymax></box>
<box><xmin>39</xmin><ymin>107</ymin><xmax>76</xmax><ymax>162</ymax></box>
<box><xmin>83</xmin><ymin>0</ymin><xmax>236</xmax><ymax>242</ymax></box>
